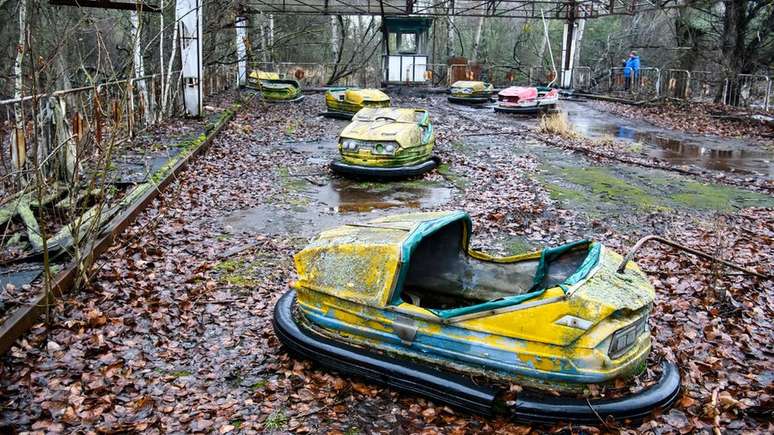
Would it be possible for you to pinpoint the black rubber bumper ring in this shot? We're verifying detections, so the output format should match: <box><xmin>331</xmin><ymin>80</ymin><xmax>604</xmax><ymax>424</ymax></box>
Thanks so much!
<box><xmin>329</xmin><ymin>156</ymin><xmax>440</xmax><ymax>180</ymax></box>
<box><xmin>273</xmin><ymin>290</ymin><xmax>681</xmax><ymax>424</ymax></box>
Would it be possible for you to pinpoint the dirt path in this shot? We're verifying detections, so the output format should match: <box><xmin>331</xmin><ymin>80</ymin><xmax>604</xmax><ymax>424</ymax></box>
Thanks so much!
<box><xmin>1</xmin><ymin>93</ymin><xmax>772</xmax><ymax>433</ymax></box>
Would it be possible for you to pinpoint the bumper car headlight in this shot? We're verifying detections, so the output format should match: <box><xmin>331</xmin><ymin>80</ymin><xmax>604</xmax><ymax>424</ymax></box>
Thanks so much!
<box><xmin>608</xmin><ymin>315</ymin><xmax>649</xmax><ymax>359</ymax></box>
<box><xmin>372</xmin><ymin>142</ymin><xmax>398</xmax><ymax>155</ymax></box>
<box><xmin>342</xmin><ymin>139</ymin><xmax>359</xmax><ymax>151</ymax></box>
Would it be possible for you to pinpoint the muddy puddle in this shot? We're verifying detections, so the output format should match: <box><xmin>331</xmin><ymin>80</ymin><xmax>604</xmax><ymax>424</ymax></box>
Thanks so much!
<box><xmin>563</xmin><ymin>101</ymin><xmax>773</xmax><ymax>177</ymax></box>
<box><xmin>311</xmin><ymin>179</ymin><xmax>453</xmax><ymax>213</ymax></box>
<box><xmin>223</xmin><ymin>137</ymin><xmax>454</xmax><ymax>235</ymax></box>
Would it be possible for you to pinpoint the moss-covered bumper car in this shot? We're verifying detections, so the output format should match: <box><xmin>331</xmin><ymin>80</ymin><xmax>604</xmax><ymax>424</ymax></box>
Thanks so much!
<box><xmin>273</xmin><ymin>211</ymin><xmax>680</xmax><ymax>423</ymax></box>
<box><xmin>329</xmin><ymin>107</ymin><xmax>439</xmax><ymax>179</ymax></box>
<box><xmin>248</xmin><ymin>70</ymin><xmax>304</xmax><ymax>103</ymax></box>
<box><xmin>495</xmin><ymin>86</ymin><xmax>559</xmax><ymax>114</ymax></box>
<box><xmin>323</xmin><ymin>88</ymin><xmax>391</xmax><ymax>119</ymax></box>
<box><xmin>448</xmin><ymin>80</ymin><xmax>495</xmax><ymax>105</ymax></box>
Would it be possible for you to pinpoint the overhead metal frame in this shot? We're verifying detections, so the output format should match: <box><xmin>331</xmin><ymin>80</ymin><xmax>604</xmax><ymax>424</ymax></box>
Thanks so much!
<box><xmin>243</xmin><ymin>0</ymin><xmax>683</xmax><ymax>20</ymax></box>
<box><xmin>49</xmin><ymin>0</ymin><xmax>162</xmax><ymax>13</ymax></box>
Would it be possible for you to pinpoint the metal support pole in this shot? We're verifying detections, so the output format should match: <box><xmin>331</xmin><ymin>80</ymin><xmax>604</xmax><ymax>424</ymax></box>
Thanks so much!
<box><xmin>236</xmin><ymin>16</ymin><xmax>248</xmax><ymax>87</ymax></box>
<box><xmin>177</xmin><ymin>0</ymin><xmax>203</xmax><ymax>116</ymax></box>
<box><xmin>560</xmin><ymin>15</ymin><xmax>576</xmax><ymax>88</ymax></box>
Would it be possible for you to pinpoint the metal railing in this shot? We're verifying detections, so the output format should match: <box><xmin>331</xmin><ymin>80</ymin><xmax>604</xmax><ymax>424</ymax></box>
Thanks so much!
<box><xmin>529</xmin><ymin>66</ymin><xmax>556</xmax><ymax>86</ymax></box>
<box><xmin>688</xmin><ymin>71</ymin><xmax>723</xmax><ymax>103</ymax></box>
<box><xmin>724</xmin><ymin>74</ymin><xmax>770</xmax><ymax>110</ymax></box>
<box><xmin>1</xmin><ymin>66</ymin><xmax>237</xmax><ymax>197</ymax></box>
<box><xmin>609</xmin><ymin>67</ymin><xmax>660</xmax><ymax>98</ymax></box>
<box><xmin>572</xmin><ymin>66</ymin><xmax>593</xmax><ymax>91</ymax></box>
<box><xmin>662</xmin><ymin>69</ymin><xmax>690</xmax><ymax>99</ymax></box>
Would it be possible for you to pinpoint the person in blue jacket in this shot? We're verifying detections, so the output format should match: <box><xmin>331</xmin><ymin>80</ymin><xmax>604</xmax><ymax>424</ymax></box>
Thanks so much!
<box><xmin>623</xmin><ymin>51</ymin><xmax>640</xmax><ymax>90</ymax></box>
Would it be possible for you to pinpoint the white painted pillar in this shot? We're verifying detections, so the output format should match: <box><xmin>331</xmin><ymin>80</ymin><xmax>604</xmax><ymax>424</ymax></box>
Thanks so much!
<box><xmin>560</xmin><ymin>18</ymin><xmax>584</xmax><ymax>88</ymax></box>
<box><xmin>177</xmin><ymin>0</ymin><xmax>203</xmax><ymax>116</ymax></box>
<box><xmin>236</xmin><ymin>16</ymin><xmax>247</xmax><ymax>86</ymax></box>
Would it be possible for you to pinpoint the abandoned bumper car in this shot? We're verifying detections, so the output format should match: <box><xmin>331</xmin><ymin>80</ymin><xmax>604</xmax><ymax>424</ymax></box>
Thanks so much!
<box><xmin>495</xmin><ymin>86</ymin><xmax>559</xmax><ymax>114</ymax></box>
<box><xmin>448</xmin><ymin>80</ymin><xmax>495</xmax><ymax>105</ymax></box>
<box><xmin>247</xmin><ymin>70</ymin><xmax>304</xmax><ymax>103</ymax></box>
<box><xmin>329</xmin><ymin>107</ymin><xmax>440</xmax><ymax>179</ymax></box>
<box><xmin>323</xmin><ymin>87</ymin><xmax>391</xmax><ymax>119</ymax></box>
<box><xmin>274</xmin><ymin>211</ymin><xmax>681</xmax><ymax>423</ymax></box>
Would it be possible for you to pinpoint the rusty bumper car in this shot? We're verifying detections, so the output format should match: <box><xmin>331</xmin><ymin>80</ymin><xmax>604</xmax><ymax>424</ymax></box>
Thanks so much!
<box><xmin>329</xmin><ymin>107</ymin><xmax>439</xmax><ymax>179</ymax></box>
<box><xmin>247</xmin><ymin>70</ymin><xmax>304</xmax><ymax>103</ymax></box>
<box><xmin>323</xmin><ymin>88</ymin><xmax>391</xmax><ymax>120</ymax></box>
<box><xmin>273</xmin><ymin>211</ymin><xmax>680</xmax><ymax>423</ymax></box>
<box><xmin>495</xmin><ymin>86</ymin><xmax>559</xmax><ymax>114</ymax></box>
<box><xmin>448</xmin><ymin>81</ymin><xmax>495</xmax><ymax>105</ymax></box>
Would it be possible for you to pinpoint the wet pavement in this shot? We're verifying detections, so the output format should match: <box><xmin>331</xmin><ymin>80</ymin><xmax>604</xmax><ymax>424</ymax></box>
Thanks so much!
<box><xmin>220</xmin><ymin>179</ymin><xmax>454</xmax><ymax>237</ymax></box>
<box><xmin>563</xmin><ymin>101</ymin><xmax>774</xmax><ymax>177</ymax></box>
<box><xmin>462</xmin><ymin>135</ymin><xmax>774</xmax><ymax>227</ymax></box>
<box><xmin>223</xmin><ymin>132</ymin><xmax>455</xmax><ymax>236</ymax></box>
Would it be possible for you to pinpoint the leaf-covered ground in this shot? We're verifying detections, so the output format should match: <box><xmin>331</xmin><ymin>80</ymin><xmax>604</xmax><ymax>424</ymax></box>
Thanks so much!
<box><xmin>1</xmin><ymin>93</ymin><xmax>772</xmax><ymax>433</ymax></box>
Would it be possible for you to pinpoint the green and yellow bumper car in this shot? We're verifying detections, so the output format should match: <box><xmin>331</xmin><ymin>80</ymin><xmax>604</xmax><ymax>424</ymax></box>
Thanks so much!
<box><xmin>274</xmin><ymin>211</ymin><xmax>680</xmax><ymax>423</ymax></box>
<box><xmin>323</xmin><ymin>87</ymin><xmax>391</xmax><ymax>120</ymax></box>
<box><xmin>329</xmin><ymin>107</ymin><xmax>440</xmax><ymax>179</ymax></box>
<box><xmin>448</xmin><ymin>80</ymin><xmax>495</xmax><ymax>105</ymax></box>
<box><xmin>248</xmin><ymin>70</ymin><xmax>304</xmax><ymax>103</ymax></box>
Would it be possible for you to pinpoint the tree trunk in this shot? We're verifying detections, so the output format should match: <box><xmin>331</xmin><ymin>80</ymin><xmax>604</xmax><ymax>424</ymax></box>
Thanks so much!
<box><xmin>12</xmin><ymin>0</ymin><xmax>28</xmax><ymax>172</ymax></box>
<box><xmin>268</xmin><ymin>14</ymin><xmax>275</xmax><ymax>63</ymax></box>
<box><xmin>446</xmin><ymin>16</ymin><xmax>454</xmax><ymax>58</ymax></box>
<box><xmin>131</xmin><ymin>12</ymin><xmax>152</xmax><ymax>124</ymax></box>
<box><xmin>718</xmin><ymin>0</ymin><xmax>748</xmax><ymax>104</ymax></box>
<box><xmin>331</xmin><ymin>15</ymin><xmax>339</xmax><ymax>64</ymax></box>
<box><xmin>259</xmin><ymin>13</ymin><xmax>269</xmax><ymax>64</ymax></box>
<box><xmin>471</xmin><ymin>16</ymin><xmax>485</xmax><ymax>63</ymax></box>
<box><xmin>159</xmin><ymin>0</ymin><xmax>165</xmax><ymax>118</ymax></box>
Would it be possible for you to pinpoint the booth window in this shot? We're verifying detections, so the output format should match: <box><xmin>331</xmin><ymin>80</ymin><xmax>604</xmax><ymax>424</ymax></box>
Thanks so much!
<box><xmin>388</xmin><ymin>32</ymin><xmax>418</xmax><ymax>54</ymax></box>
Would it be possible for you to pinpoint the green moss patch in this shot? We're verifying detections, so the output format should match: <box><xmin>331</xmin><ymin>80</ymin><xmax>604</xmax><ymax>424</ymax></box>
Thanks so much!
<box><xmin>541</xmin><ymin>164</ymin><xmax>774</xmax><ymax>218</ymax></box>
<box><xmin>437</xmin><ymin>163</ymin><xmax>468</xmax><ymax>190</ymax></box>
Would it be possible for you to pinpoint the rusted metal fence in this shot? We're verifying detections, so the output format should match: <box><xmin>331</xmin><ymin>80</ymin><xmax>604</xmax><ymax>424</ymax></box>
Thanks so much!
<box><xmin>687</xmin><ymin>71</ymin><xmax>722</xmax><ymax>103</ymax></box>
<box><xmin>724</xmin><ymin>74</ymin><xmax>770</xmax><ymax>110</ymax></box>
<box><xmin>1</xmin><ymin>66</ymin><xmax>237</xmax><ymax>198</ymax></box>
<box><xmin>529</xmin><ymin>66</ymin><xmax>556</xmax><ymax>86</ymax></box>
<box><xmin>609</xmin><ymin>67</ymin><xmax>661</xmax><ymax>98</ymax></box>
<box><xmin>581</xmin><ymin>66</ymin><xmax>773</xmax><ymax>111</ymax></box>
<box><xmin>662</xmin><ymin>69</ymin><xmax>691</xmax><ymax>99</ymax></box>
<box><xmin>571</xmin><ymin>66</ymin><xmax>593</xmax><ymax>91</ymax></box>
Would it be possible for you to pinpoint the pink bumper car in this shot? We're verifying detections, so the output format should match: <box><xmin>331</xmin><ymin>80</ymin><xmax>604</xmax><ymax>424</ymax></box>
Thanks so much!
<box><xmin>495</xmin><ymin>86</ymin><xmax>559</xmax><ymax>114</ymax></box>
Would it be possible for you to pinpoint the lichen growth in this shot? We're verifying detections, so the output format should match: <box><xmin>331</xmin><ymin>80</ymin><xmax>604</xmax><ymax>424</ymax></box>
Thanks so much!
<box><xmin>214</xmin><ymin>258</ymin><xmax>260</xmax><ymax>287</ymax></box>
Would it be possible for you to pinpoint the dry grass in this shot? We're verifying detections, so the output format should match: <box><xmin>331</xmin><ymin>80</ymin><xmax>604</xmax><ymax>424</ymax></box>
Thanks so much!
<box><xmin>538</xmin><ymin>112</ymin><xmax>579</xmax><ymax>139</ymax></box>
<box><xmin>595</xmin><ymin>134</ymin><xmax>616</xmax><ymax>146</ymax></box>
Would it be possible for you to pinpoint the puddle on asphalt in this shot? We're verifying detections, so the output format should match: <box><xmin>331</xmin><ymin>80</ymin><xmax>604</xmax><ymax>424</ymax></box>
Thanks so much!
<box><xmin>563</xmin><ymin>102</ymin><xmax>773</xmax><ymax>177</ymax></box>
<box><xmin>311</xmin><ymin>179</ymin><xmax>453</xmax><ymax>213</ymax></box>
<box><xmin>221</xmin><ymin>176</ymin><xmax>454</xmax><ymax>236</ymax></box>
<box><xmin>220</xmin><ymin>205</ymin><xmax>350</xmax><ymax>237</ymax></box>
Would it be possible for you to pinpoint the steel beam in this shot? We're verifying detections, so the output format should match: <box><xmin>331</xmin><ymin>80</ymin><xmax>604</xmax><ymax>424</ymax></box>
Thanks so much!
<box><xmin>49</xmin><ymin>0</ymin><xmax>161</xmax><ymax>13</ymax></box>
